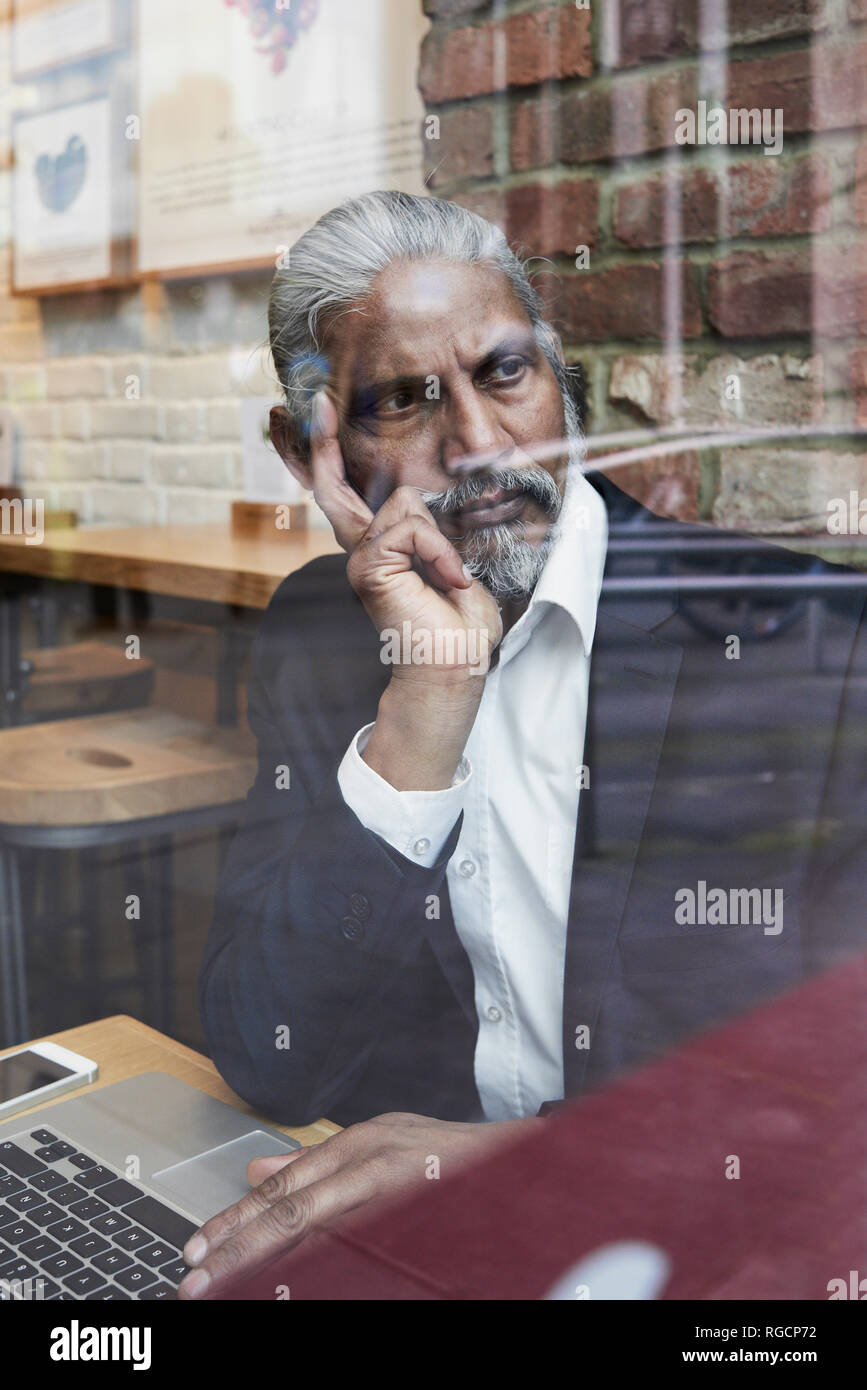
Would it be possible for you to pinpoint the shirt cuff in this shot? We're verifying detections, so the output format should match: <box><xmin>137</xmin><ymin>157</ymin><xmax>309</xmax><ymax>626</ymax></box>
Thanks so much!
<box><xmin>337</xmin><ymin>723</ymin><xmax>471</xmax><ymax>868</ymax></box>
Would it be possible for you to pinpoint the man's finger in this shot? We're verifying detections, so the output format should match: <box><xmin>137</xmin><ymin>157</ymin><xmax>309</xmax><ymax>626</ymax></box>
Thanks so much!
<box><xmin>183</xmin><ymin>1132</ymin><xmax>350</xmax><ymax>1267</ymax></box>
<box><xmin>246</xmin><ymin>1149</ymin><xmax>307</xmax><ymax>1187</ymax></box>
<box><xmin>177</xmin><ymin>1161</ymin><xmax>379</xmax><ymax>1300</ymax></box>
<box><xmin>354</xmin><ymin>516</ymin><xmax>471</xmax><ymax>595</ymax></box>
<box><xmin>362</xmin><ymin>482</ymin><xmax>439</xmax><ymax>541</ymax></box>
<box><xmin>309</xmin><ymin>391</ymin><xmax>374</xmax><ymax>550</ymax></box>
<box><xmin>411</xmin><ymin>518</ymin><xmax>473</xmax><ymax>592</ymax></box>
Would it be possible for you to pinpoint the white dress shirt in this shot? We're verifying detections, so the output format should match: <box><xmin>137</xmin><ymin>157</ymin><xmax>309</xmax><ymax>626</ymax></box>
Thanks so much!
<box><xmin>337</xmin><ymin>471</ymin><xmax>608</xmax><ymax>1119</ymax></box>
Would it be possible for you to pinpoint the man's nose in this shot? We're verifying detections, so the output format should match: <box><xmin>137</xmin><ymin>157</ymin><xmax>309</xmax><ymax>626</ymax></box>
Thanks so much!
<box><xmin>441</xmin><ymin>390</ymin><xmax>515</xmax><ymax>477</ymax></box>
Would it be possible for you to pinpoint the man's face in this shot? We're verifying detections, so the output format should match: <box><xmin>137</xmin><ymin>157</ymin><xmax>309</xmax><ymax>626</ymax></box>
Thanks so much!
<box><xmin>322</xmin><ymin>258</ymin><xmax>573</xmax><ymax>595</ymax></box>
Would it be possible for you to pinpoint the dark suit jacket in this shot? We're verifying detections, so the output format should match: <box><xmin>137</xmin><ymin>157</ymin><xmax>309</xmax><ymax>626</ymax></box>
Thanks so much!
<box><xmin>199</xmin><ymin>476</ymin><xmax>867</xmax><ymax>1127</ymax></box>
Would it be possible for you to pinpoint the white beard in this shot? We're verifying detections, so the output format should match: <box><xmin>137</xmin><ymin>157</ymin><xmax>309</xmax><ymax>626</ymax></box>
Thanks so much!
<box><xmin>441</xmin><ymin>391</ymin><xmax>585</xmax><ymax>601</ymax></box>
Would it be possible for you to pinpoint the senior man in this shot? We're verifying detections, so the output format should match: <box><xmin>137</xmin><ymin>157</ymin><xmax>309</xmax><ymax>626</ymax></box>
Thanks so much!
<box><xmin>180</xmin><ymin>191</ymin><xmax>865</xmax><ymax>1298</ymax></box>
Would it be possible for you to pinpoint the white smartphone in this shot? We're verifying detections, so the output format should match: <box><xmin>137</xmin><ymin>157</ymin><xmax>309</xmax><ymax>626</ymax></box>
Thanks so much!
<box><xmin>0</xmin><ymin>1041</ymin><xmax>98</xmax><ymax>1121</ymax></box>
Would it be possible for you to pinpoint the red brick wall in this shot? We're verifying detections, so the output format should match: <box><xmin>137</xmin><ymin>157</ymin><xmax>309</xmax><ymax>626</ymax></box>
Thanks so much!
<box><xmin>419</xmin><ymin>0</ymin><xmax>867</xmax><ymax>542</ymax></box>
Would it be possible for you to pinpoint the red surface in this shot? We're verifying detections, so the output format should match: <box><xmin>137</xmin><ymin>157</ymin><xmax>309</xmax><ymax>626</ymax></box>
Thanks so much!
<box><xmin>232</xmin><ymin>956</ymin><xmax>867</xmax><ymax>1300</ymax></box>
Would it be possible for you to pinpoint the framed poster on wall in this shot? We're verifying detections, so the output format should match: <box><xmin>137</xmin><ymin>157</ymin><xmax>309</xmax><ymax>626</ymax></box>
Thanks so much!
<box><xmin>137</xmin><ymin>0</ymin><xmax>430</xmax><ymax>277</ymax></box>
<box><xmin>11</xmin><ymin>95</ymin><xmax>129</xmax><ymax>293</ymax></box>
<box><xmin>12</xmin><ymin>0</ymin><xmax>117</xmax><ymax>79</ymax></box>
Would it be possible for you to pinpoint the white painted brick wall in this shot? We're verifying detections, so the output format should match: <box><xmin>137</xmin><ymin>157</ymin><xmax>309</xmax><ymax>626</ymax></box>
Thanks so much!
<box><xmin>151</xmin><ymin>445</ymin><xmax>242</xmax><ymax>489</ymax></box>
<box><xmin>164</xmin><ymin>402</ymin><xmax>207</xmax><ymax>443</ymax></box>
<box><xmin>109</xmin><ymin>357</ymin><xmax>151</xmax><ymax>398</ymax></box>
<box><xmin>46</xmin><ymin>359</ymin><xmax>111</xmax><ymax>398</ymax></box>
<box><xmin>205</xmin><ymin>400</ymin><xmax>241</xmax><ymax>439</ymax></box>
<box><xmin>61</xmin><ymin>443</ymin><xmax>109</xmax><ymax>482</ymax></box>
<box><xmin>150</xmin><ymin>353</ymin><xmax>235</xmax><ymax>399</ymax></box>
<box><xmin>49</xmin><ymin>486</ymin><xmax>93</xmax><ymax>522</ymax></box>
<box><xmin>17</xmin><ymin>440</ymin><xmax>57</xmax><ymax>482</ymax></box>
<box><xmin>162</xmin><ymin>488</ymin><xmax>235</xmax><ymax>524</ymax></box>
<box><xmin>0</xmin><ymin>335</ymin><xmax>333</xmax><ymax>531</ymax></box>
<box><xmin>1</xmin><ymin>366</ymin><xmax>45</xmax><ymax>402</ymax></box>
<box><xmin>12</xmin><ymin>403</ymin><xmax>59</xmax><ymax>438</ymax></box>
<box><xmin>109</xmin><ymin>442</ymin><xmax>151</xmax><ymax>483</ymax></box>
<box><xmin>90</xmin><ymin>401</ymin><xmax>166</xmax><ymax>440</ymax></box>
<box><xmin>59</xmin><ymin>402</ymin><xmax>91</xmax><ymax>440</ymax></box>
<box><xmin>89</xmin><ymin>485</ymin><xmax>163</xmax><ymax>526</ymax></box>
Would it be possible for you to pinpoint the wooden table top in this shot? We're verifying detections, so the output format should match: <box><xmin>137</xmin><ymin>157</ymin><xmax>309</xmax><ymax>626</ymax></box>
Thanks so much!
<box><xmin>0</xmin><ymin>1014</ymin><xmax>340</xmax><ymax>1147</ymax></box>
<box><xmin>0</xmin><ymin>523</ymin><xmax>342</xmax><ymax>609</ymax></box>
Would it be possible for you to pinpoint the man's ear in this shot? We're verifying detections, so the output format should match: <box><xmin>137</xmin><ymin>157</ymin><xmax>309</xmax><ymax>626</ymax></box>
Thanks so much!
<box><xmin>269</xmin><ymin>405</ymin><xmax>313</xmax><ymax>491</ymax></box>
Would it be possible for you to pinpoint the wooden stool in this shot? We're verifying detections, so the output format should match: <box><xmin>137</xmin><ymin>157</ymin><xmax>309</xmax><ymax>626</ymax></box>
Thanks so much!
<box><xmin>19</xmin><ymin>640</ymin><xmax>155</xmax><ymax>722</ymax></box>
<box><xmin>0</xmin><ymin>708</ymin><xmax>256</xmax><ymax>1045</ymax></box>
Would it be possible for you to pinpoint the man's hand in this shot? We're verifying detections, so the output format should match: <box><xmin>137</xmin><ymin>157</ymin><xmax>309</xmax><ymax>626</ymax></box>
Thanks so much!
<box><xmin>312</xmin><ymin>391</ymin><xmax>502</xmax><ymax>678</ymax></box>
<box><xmin>177</xmin><ymin>1111</ymin><xmax>535</xmax><ymax>1300</ymax></box>
<box><xmin>310</xmin><ymin>391</ymin><xmax>500</xmax><ymax>789</ymax></box>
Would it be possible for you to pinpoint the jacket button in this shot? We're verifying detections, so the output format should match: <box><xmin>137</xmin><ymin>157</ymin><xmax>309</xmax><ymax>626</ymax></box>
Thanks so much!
<box><xmin>340</xmin><ymin>915</ymin><xmax>364</xmax><ymax>943</ymax></box>
<box><xmin>349</xmin><ymin>893</ymin><xmax>371</xmax><ymax>921</ymax></box>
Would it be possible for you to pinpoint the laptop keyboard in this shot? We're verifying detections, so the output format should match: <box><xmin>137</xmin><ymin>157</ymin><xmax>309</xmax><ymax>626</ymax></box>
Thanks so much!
<box><xmin>0</xmin><ymin>1126</ymin><xmax>197</xmax><ymax>1300</ymax></box>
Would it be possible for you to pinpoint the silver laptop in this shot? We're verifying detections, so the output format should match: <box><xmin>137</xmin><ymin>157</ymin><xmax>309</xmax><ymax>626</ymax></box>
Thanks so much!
<box><xmin>0</xmin><ymin>1072</ymin><xmax>300</xmax><ymax>1301</ymax></box>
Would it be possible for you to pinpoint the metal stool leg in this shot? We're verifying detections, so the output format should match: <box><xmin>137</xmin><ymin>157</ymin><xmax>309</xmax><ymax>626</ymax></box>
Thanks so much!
<box><xmin>34</xmin><ymin>583</ymin><xmax>60</xmax><ymax>649</ymax></box>
<box><xmin>0</xmin><ymin>842</ymin><xmax>29</xmax><ymax>1045</ymax></box>
<box><xmin>48</xmin><ymin>852</ymin><xmax>73</xmax><ymax>1028</ymax></box>
<box><xmin>150</xmin><ymin>835</ymin><xmax>175</xmax><ymax>1036</ymax></box>
<box><xmin>127</xmin><ymin>853</ymin><xmax>153</xmax><ymax>1025</ymax></box>
<box><xmin>2</xmin><ymin>804</ymin><xmax>242</xmax><ymax>1044</ymax></box>
<box><xmin>82</xmin><ymin>846</ymin><xmax>103</xmax><ymax>1020</ymax></box>
<box><xmin>0</xmin><ymin>591</ymin><xmax>23</xmax><ymax>729</ymax></box>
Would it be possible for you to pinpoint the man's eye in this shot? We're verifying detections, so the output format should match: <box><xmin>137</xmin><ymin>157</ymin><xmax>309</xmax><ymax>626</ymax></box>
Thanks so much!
<box><xmin>379</xmin><ymin>388</ymin><xmax>416</xmax><ymax>414</ymax></box>
<box><xmin>487</xmin><ymin>356</ymin><xmax>526</xmax><ymax>383</ymax></box>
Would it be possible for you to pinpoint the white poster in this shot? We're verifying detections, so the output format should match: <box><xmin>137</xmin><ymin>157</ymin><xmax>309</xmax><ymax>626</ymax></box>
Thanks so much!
<box><xmin>13</xmin><ymin>96</ymin><xmax>112</xmax><ymax>291</ymax></box>
<box><xmin>13</xmin><ymin>0</ymin><xmax>115</xmax><ymax>77</ymax></box>
<box><xmin>138</xmin><ymin>0</ymin><xmax>430</xmax><ymax>274</ymax></box>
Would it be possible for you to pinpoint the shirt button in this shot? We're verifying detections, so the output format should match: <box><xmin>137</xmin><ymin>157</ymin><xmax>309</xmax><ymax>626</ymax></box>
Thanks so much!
<box><xmin>486</xmin><ymin>1005</ymin><xmax>502</xmax><ymax>1023</ymax></box>
<box><xmin>340</xmin><ymin>915</ymin><xmax>364</xmax><ymax>943</ymax></box>
<box><xmin>349</xmin><ymin>893</ymin><xmax>370</xmax><ymax>921</ymax></box>
<box><xmin>413</xmin><ymin>837</ymin><xmax>431</xmax><ymax>856</ymax></box>
<box><xmin>458</xmin><ymin>858</ymin><xmax>476</xmax><ymax>878</ymax></box>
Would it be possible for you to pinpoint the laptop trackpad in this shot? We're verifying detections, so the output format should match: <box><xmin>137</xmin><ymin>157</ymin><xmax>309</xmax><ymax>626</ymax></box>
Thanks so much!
<box><xmin>153</xmin><ymin>1130</ymin><xmax>301</xmax><ymax>1216</ymax></box>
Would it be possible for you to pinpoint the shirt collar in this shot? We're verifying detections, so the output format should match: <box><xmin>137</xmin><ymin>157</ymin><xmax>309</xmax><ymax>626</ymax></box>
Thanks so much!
<box><xmin>503</xmin><ymin>466</ymin><xmax>608</xmax><ymax>658</ymax></box>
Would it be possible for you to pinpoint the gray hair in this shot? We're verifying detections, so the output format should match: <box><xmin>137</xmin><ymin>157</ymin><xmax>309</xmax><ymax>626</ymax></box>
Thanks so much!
<box><xmin>267</xmin><ymin>189</ymin><xmax>577</xmax><ymax>454</ymax></box>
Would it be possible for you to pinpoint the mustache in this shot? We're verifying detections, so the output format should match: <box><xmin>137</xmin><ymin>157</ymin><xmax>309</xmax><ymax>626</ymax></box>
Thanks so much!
<box><xmin>421</xmin><ymin>465</ymin><xmax>562</xmax><ymax>519</ymax></box>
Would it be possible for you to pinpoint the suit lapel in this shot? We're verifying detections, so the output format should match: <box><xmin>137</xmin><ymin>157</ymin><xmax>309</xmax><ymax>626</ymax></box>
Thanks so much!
<box><xmin>562</xmin><ymin>602</ymin><xmax>682</xmax><ymax>1094</ymax></box>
